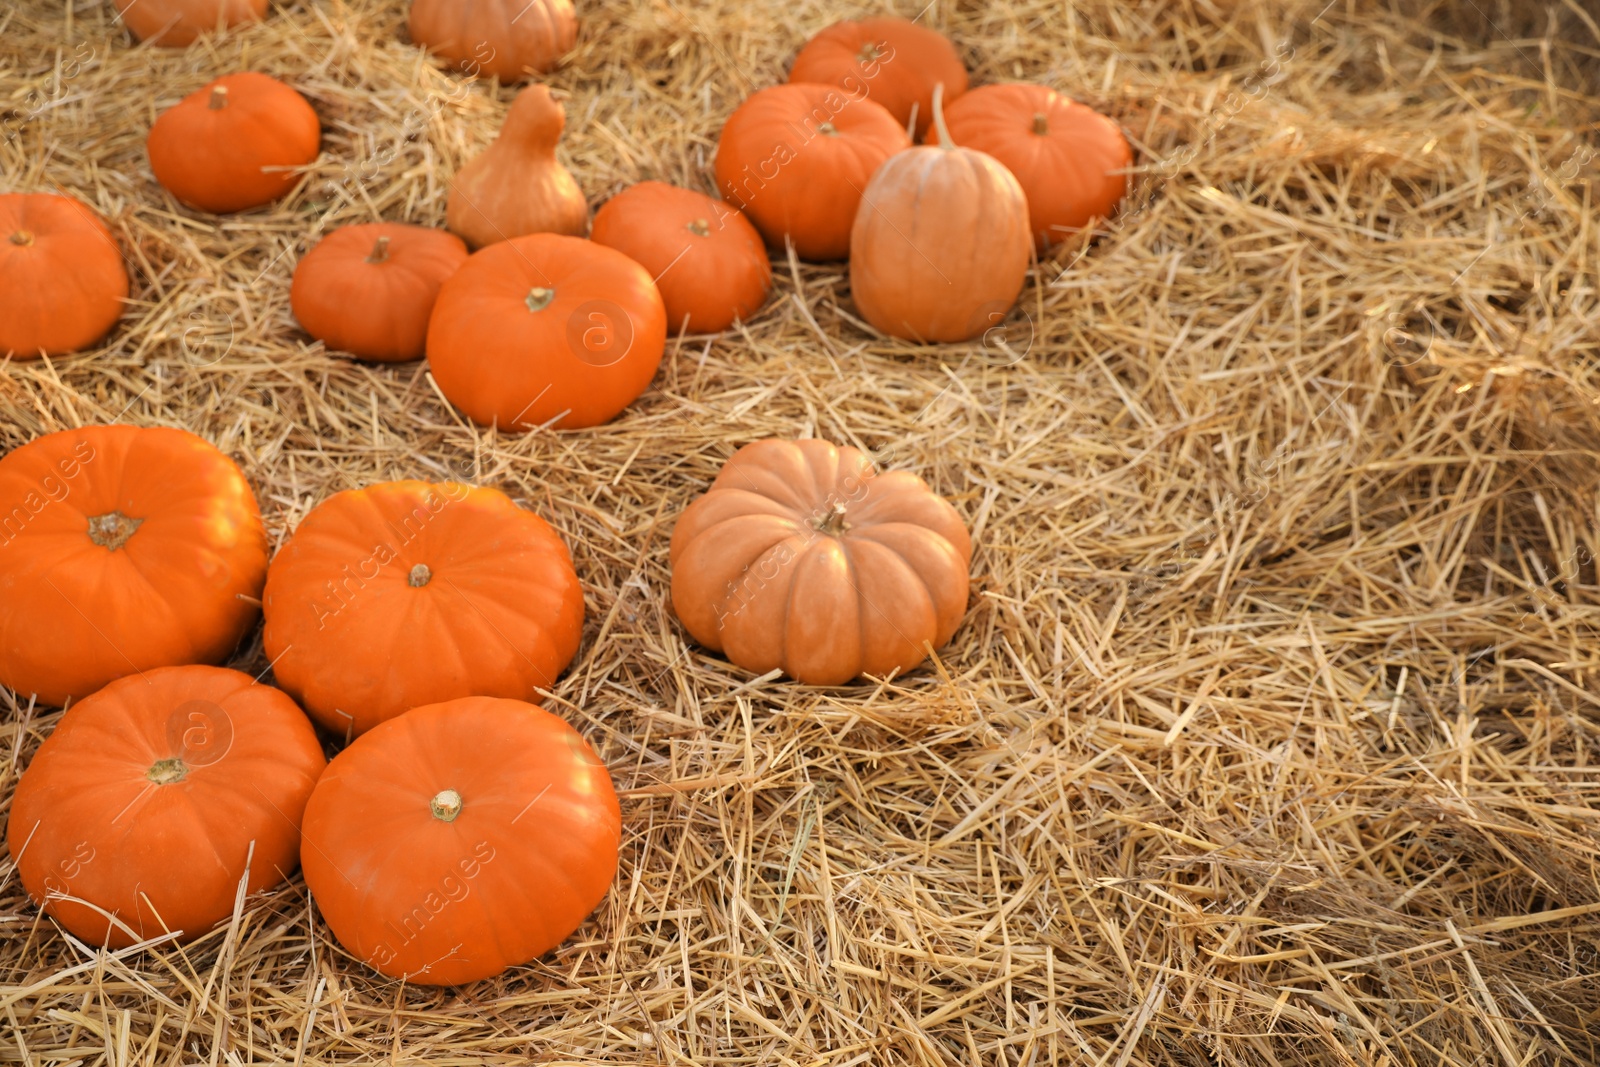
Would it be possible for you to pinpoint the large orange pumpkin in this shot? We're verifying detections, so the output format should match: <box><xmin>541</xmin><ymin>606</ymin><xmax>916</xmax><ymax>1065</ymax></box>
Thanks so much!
<box><xmin>713</xmin><ymin>84</ymin><xmax>909</xmax><ymax>262</ymax></box>
<box><xmin>7</xmin><ymin>665</ymin><xmax>325</xmax><ymax>947</ymax></box>
<box><xmin>670</xmin><ymin>439</ymin><xmax>972</xmax><ymax>686</ymax></box>
<box><xmin>942</xmin><ymin>84</ymin><xmax>1131</xmax><ymax>252</ymax></box>
<box><xmin>113</xmin><ymin>0</ymin><xmax>266</xmax><ymax>46</ymax></box>
<box><xmin>0</xmin><ymin>425</ymin><xmax>268</xmax><ymax>707</ymax></box>
<box><xmin>301</xmin><ymin>696</ymin><xmax>621</xmax><ymax>985</ymax></box>
<box><xmin>426</xmin><ymin>233</ymin><xmax>667</xmax><ymax>430</ymax></box>
<box><xmin>262</xmin><ymin>481</ymin><xmax>584</xmax><ymax>739</ymax></box>
<box><xmin>147</xmin><ymin>73</ymin><xmax>321</xmax><ymax>214</ymax></box>
<box><xmin>290</xmin><ymin>223</ymin><xmax>468</xmax><ymax>362</ymax></box>
<box><xmin>0</xmin><ymin>193</ymin><xmax>128</xmax><ymax>359</ymax></box>
<box><xmin>590</xmin><ymin>182</ymin><xmax>771</xmax><ymax>334</ymax></box>
<box><xmin>408</xmin><ymin>0</ymin><xmax>576</xmax><ymax>82</ymax></box>
<box><xmin>788</xmin><ymin>16</ymin><xmax>968</xmax><ymax>139</ymax></box>
<box><xmin>849</xmin><ymin>86</ymin><xmax>1031</xmax><ymax>343</ymax></box>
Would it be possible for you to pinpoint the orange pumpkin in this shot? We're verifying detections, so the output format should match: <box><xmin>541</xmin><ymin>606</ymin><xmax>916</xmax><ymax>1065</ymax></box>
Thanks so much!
<box><xmin>590</xmin><ymin>182</ymin><xmax>771</xmax><ymax>334</ymax></box>
<box><xmin>113</xmin><ymin>0</ymin><xmax>266</xmax><ymax>46</ymax></box>
<box><xmin>942</xmin><ymin>84</ymin><xmax>1131</xmax><ymax>251</ymax></box>
<box><xmin>7</xmin><ymin>665</ymin><xmax>325</xmax><ymax>947</ymax></box>
<box><xmin>262</xmin><ymin>481</ymin><xmax>584</xmax><ymax>739</ymax></box>
<box><xmin>290</xmin><ymin>223</ymin><xmax>468</xmax><ymax>362</ymax></box>
<box><xmin>670</xmin><ymin>439</ymin><xmax>971</xmax><ymax>686</ymax></box>
<box><xmin>0</xmin><ymin>425</ymin><xmax>268</xmax><ymax>707</ymax></box>
<box><xmin>446</xmin><ymin>85</ymin><xmax>588</xmax><ymax>249</ymax></box>
<box><xmin>849</xmin><ymin>86</ymin><xmax>1031</xmax><ymax>342</ymax></box>
<box><xmin>426</xmin><ymin>233</ymin><xmax>667</xmax><ymax>430</ymax></box>
<box><xmin>147</xmin><ymin>73</ymin><xmax>320</xmax><ymax>214</ymax></box>
<box><xmin>0</xmin><ymin>193</ymin><xmax>128</xmax><ymax>359</ymax></box>
<box><xmin>789</xmin><ymin>16</ymin><xmax>968</xmax><ymax>139</ymax></box>
<box><xmin>301</xmin><ymin>696</ymin><xmax>620</xmax><ymax>984</ymax></box>
<box><xmin>713</xmin><ymin>84</ymin><xmax>909</xmax><ymax>262</ymax></box>
<box><xmin>409</xmin><ymin>0</ymin><xmax>576</xmax><ymax>82</ymax></box>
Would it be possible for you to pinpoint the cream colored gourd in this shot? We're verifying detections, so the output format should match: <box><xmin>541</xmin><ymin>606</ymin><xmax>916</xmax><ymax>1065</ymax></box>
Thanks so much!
<box><xmin>446</xmin><ymin>85</ymin><xmax>588</xmax><ymax>249</ymax></box>
<box><xmin>848</xmin><ymin>85</ymin><xmax>1031</xmax><ymax>343</ymax></box>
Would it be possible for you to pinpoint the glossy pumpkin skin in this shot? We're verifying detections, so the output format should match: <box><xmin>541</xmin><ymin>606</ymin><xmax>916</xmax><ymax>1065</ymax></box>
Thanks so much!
<box><xmin>262</xmin><ymin>481</ymin><xmax>584</xmax><ymax>739</ymax></box>
<box><xmin>714</xmin><ymin>84</ymin><xmax>909</xmax><ymax>262</ymax></box>
<box><xmin>7</xmin><ymin>665</ymin><xmax>325</xmax><ymax>948</ymax></box>
<box><xmin>0</xmin><ymin>425</ymin><xmax>269</xmax><ymax>707</ymax></box>
<box><xmin>290</xmin><ymin>223</ymin><xmax>468</xmax><ymax>362</ymax></box>
<box><xmin>850</xmin><ymin>91</ymin><xmax>1031</xmax><ymax>343</ymax></box>
<box><xmin>590</xmin><ymin>182</ymin><xmax>771</xmax><ymax>334</ymax></box>
<box><xmin>113</xmin><ymin>0</ymin><xmax>266</xmax><ymax>46</ymax></box>
<box><xmin>426</xmin><ymin>233</ymin><xmax>667</xmax><ymax>430</ymax></box>
<box><xmin>0</xmin><ymin>193</ymin><xmax>128</xmax><ymax>359</ymax></box>
<box><xmin>301</xmin><ymin>696</ymin><xmax>621</xmax><ymax>985</ymax></box>
<box><xmin>447</xmin><ymin>85</ymin><xmax>588</xmax><ymax>249</ymax></box>
<box><xmin>942</xmin><ymin>84</ymin><xmax>1131</xmax><ymax>251</ymax></box>
<box><xmin>409</xmin><ymin>0</ymin><xmax>576</xmax><ymax>82</ymax></box>
<box><xmin>670</xmin><ymin>439</ymin><xmax>972</xmax><ymax>686</ymax></box>
<box><xmin>789</xmin><ymin>16</ymin><xmax>968</xmax><ymax>139</ymax></box>
<box><xmin>147</xmin><ymin>73</ymin><xmax>320</xmax><ymax>214</ymax></box>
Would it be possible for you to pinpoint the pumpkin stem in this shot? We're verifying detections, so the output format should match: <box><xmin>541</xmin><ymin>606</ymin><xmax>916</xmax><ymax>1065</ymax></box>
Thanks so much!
<box><xmin>687</xmin><ymin>218</ymin><xmax>711</xmax><ymax>237</ymax></box>
<box><xmin>817</xmin><ymin>502</ymin><xmax>850</xmax><ymax>536</ymax></box>
<box><xmin>147</xmin><ymin>758</ymin><xmax>189</xmax><ymax>784</ymax></box>
<box><xmin>208</xmin><ymin>85</ymin><xmax>229</xmax><ymax>110</ymax></box>
<box><xmin>366</xmin><ymin>235</ymin><xmax>391</xmax><ymax>263</ymax></box>
<box><xmin>930</xmin><ymin>83</ymin><xmax>954</xmax><ymax>150</ymax></box>
<box><xmin>525</xmin><ymin>287</ymin><xmax>555</xmax><ymax>312</ymax></box>
<box><xmin>87</xmin><ymin>511</ymin><xmax>144</xmax><ymax>551</ymax></box>
<box><xmin>409</xmin><ymin>563</ymin><xmax>432</xmax><ymax>587</ymax></box>
<box><xmin>431</xmin><ymin>789</ymin><xmax>463</xmax><ymax>822</ymax></box>
<box><xmin>9</xmin><ymin>230</ymin><xmax>33</xmax><ymax>246</ymax></box>
<box><xmin>818</xmin><ymin>122</ymin><xmax>839</xmax><ymax>137</ymax></box>
<box><xmin>856</xmin><ymin>41</ymin><xmax>882</xmax><ymax>63</ymax></box>
<box><xmin>1033</xmin><ymin>112</ymin><xmax>1049</xmax><ymax>136</ymax></box>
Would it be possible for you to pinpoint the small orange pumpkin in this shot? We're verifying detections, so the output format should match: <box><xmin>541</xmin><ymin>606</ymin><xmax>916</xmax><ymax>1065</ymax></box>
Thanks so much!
<box><xmin>942</xmin><ymin>84</ymin><xmax>1131</xmax><ymax>251</ymax></box>
<box><xmin>446</xmin><ymin>85</ymin><xmax>588</xmax><ymax>249</ymax></box>
<box><xmin>113</xmin><ymin>0</ymin><xmax>266</xmax><ymax>47</ymax></box>
<box><xmin>147</xmin><ymin>73</ymin><xmax>320</xmax><ymax>214</ymax></box>
<box><xmin>426</xmin><ymin>233</ymin><xmax>667</xmax><ymax>430</ymax></box>
<box><xmin>301</xmin><ymin>696</ymin><xmax>621</xmax><ymax>984</ymax></box>
<box><xmin>7</xmin><ymin>665</ymin><xmax>325</xmax><ymax>947</ymax></box>
<box><xmin>590</xmin><ymin>182</ymin><xmax>771</xmax><ymax>334</ymax></box>
<box><xmin>262</xmin><ymin>481</ymin><xmax>584</xmax><ymax>739</ymax></box>
<box><xmin>713</xmin><ymin>84</ymin><xmax>909</xmax><ymax>262</ymax></box>
<box><xmin>849</xmin><ymin>86</ymin><xmax>1031</xmax><ymax>342</ymax></box>
<box><xmin>789</xmin><ymin>16</ymin><xmax>968</xmax><ymax>139</ymax></box>
<box><xmin>408</xmin><ymin>0</ymin><xmax>576</xmax><ymax>82</ymax></box>
<box><xmin>0</xmin><ymin>193</ymin><xmax>128</xmax><ymax>359</ymax></box>
<box><xmin>670</xmin><ymin>439</ymin><xmax>972</xmax><ymax>686</ymax></box>
<box><xmin>0</xmin><ymin>425</ymin><xmax>268</xmax><ymax>707</ymax></box>
<box><xmin>290</xmin><ymin>223</ymin><xmax>468</xmax><ymax>362</ymax></box>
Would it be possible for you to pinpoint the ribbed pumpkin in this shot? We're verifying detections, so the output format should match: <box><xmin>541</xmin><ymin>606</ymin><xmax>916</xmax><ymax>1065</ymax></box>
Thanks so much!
<box><xmin>849</xmin><ymin>86</ymin><xmax>1030</xmax><ymax>343</ymax></box>
<box><xmin>942</xmin><ymin>84</ymin><xmax>1131</xmax><ymax>251</ymax></box>
<box><xmin>590</xmin><ymin>182</ymin><xmax>771</xmax><ymax>334</ymax></box>
<box><xmin>409</xmin><ymin>0</ymin><xmax>576</xmax><ymax>81</ymax></box>
<box><xmin>301</xmin><ymin>696</ymin><xmax>621</xmax><ymax>985</ymax></box>
<box><xmin>713</xmin><ymin>84</ymin><xmax>909</xmax><ymax>262</ymax></box>
<box><xmin>113</xmin><ymin>0</ymin><xmax>267</xmax><ymax>47</ymax></box>
<box><xmin>0</xmin><ymin>425</ymin><xmax>268</xmax><ymax>707</ymax></box>
<box><xmin>0</xmin><ymin>193</ymin><xmax>128</xmax><ymax>359</ymax></box>
<box><xmin>147</xmin><ymin>73</ymin><xmax>320</xmax><ymax>214</ymax></box>
<box><xmin>426</xmin><ymin>233</ymin><xmax>667</xmax><ymax>430</ymax></box>
<box><xmin>290</xmin><ymin>223</ymin><xmax>468</xmax><ymax>362</ymax></box>
<box><xmin>262</xmin><ymin>481</ymin><xmax>584</xmax><ymax>739</ymax></box>
<box><xmin>7</xmin><ymin>665</ymin><xmax>325</xmax><ymax>947</ymax></box>
<box><xmin>446</xmin><ymin>85</ymin><xmax>588</xmax><ymax>249</ymax></box>
<box><xmin>788</xmin><ymin>16</ymin><xmax>968</xmax><ymax>139</ymax></box>
<box><xmin>670</xmin><ymin>439</ymin><xmax>972</xmax><ymax>686</ymax></box>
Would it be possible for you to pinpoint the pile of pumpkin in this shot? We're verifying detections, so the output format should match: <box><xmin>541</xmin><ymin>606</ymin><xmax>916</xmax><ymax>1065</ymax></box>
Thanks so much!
<box><xmin>0</xmin><ymin>0</ymin><xmax>1127</xmax><ymax>985</ymax></box>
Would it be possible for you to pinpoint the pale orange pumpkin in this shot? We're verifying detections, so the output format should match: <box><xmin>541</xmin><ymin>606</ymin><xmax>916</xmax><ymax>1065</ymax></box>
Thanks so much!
<box><xmin>670</xmin><ymin>439</ymin><xmax>972</xmax><ymax>686</ymax></box>
<box><xmin>849</xmin><ymin>85</ymin><xmax>1030</xmax><ymax>343</ymax></box>
<box><xmin>446</xmin><ymin>85</ymin><xmax>588</xmax><ymax>249</ymax></box>
<box><xmin>408</xmin><ymin>0</ymin><xmax>576</xmax><ymax>82</ymax></box>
